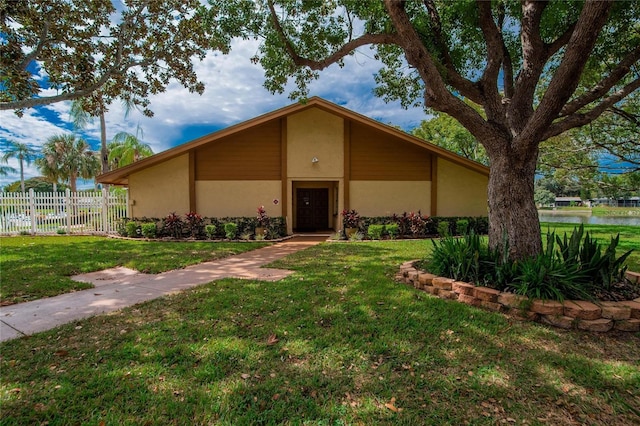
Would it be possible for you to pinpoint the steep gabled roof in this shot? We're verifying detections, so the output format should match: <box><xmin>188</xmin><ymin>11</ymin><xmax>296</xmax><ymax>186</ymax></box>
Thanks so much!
<box><xmin>98</xmin><ymin>97</ymin><xmax>489</xmax><ymax>185</ymax></box>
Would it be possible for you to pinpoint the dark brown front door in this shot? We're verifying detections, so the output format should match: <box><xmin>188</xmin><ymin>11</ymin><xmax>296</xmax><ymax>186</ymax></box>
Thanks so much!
<box><xmin>296</xmin><ymin>188</ymin><xmax>329</xmax><ymax>231</ymax></box>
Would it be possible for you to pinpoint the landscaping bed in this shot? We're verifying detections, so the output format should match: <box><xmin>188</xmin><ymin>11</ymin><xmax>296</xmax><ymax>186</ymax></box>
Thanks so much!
<box><xmin>398</xmin><ymin>261</ymin><xmax>640</xmax><ymax>333</ymax></box>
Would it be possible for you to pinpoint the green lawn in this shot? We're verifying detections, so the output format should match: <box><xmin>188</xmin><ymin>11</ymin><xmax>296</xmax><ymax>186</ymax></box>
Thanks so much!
<box><xmin>1</xmin><ymin>239</ymin><xmax>639</xmax><ymax>425</ymax></box>
<box><xmin>0</xmin><ymin>236</ymin><xmax>269</xmax><ymax>305</ymax></box>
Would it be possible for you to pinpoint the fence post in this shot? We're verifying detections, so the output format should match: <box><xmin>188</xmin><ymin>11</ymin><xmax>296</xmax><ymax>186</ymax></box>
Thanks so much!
<box><xmin>102</xmin><ymin>188</ymin><xmax>109</xmax><ymax>233</ymax></box>
<box><xmin>66</xmin><ymin>189</ymin><xmax>72</xmax><ymax>234</ymax></box>
<box><xmin>126</xmin><ymin>189</ymin><xmax>130</xmax><ymax>219</ymax></box>
<box><xmin>29</xmin><ymin>189</ymin><xmax>36</xmax><ymax>234</ymax></box>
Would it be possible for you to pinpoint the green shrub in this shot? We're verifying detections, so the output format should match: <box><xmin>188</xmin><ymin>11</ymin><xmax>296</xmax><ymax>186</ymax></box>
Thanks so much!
<box><xmin>437</xmin><ymin>220</ymin><xmax>450</xmax><ymax>237</ymax></box>
<box><xmin>56</xmin><ymin>228</ymin><xmax>66</xmax><ymax>235</ymax></box>
<box><xmin>367</xmin><ymin>224</ymin><xmax>385</xmax><ymax>240</ymax></box>
<box><xmin>508</xmin><ymin>233</ymin><xmax>591</xmax><ymax>301</ymax></box>
<box><xmin>424</xmin><ymin>224</ymin><xmax>634</xmax><ymax>302</ymax></box>
<box><xmin>428</xmin><ymin>231</ymin><xmax>493</xmax><ymax>283</ymax></box>
<box><xmin>455</xmin><ymin>219</ymin><xmax>469</xmax><ymax>235</ymax></box>
<box><xmin>125</xmin><ymin>221</ymin><xmax>139</xmax><ymax>238</ymax></box>
<box><xmin>386</xmin><ymin>223</ymin><xmax>399</xmax><ymax>239</ymax></box>
<box><xmin>141</xmin><ymin>223</ymin><xmax>157</xmax><ymax>239</ymax></box>
<box><xmin>224</xmin><ymin>222</ymin><xmax>238</xmax><ymax>240</ymax></box>
<box><xmin>205</xmin><ymin>224</ymin><xmax>216</xmax><ymax>240</ymax></box>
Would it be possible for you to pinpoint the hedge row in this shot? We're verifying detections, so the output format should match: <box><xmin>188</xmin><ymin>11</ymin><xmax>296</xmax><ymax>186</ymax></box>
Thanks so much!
<box><xmin>118</xmin><ymin>215</ymin><xmax>287</xmax><ymax>240</ymax></box>
<box><xmin>358</xmin><ymin>215</ymin><xmax>488</xmax><ymax>238</ymax></box>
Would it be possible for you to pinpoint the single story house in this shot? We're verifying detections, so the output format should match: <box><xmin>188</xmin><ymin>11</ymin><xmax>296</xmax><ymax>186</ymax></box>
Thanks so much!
<box><xmin>553</xmin><ymin>197</ymin><xmax>583</xmax><ymax>207</ymax></box>
<box><xmin>98</xmin><ymin>97</ymin><xmax>489</xmax><ymax>234</ymax></box>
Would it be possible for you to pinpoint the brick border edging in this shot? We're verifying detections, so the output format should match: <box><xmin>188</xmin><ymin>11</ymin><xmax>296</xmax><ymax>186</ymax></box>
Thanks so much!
<box><xmin>396</xmin><ymin>261</ymin><xmax>640</xmax><ymax>333</ymax></box>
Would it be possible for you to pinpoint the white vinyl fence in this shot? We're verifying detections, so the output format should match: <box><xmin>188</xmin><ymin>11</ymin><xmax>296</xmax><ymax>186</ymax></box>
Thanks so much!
<box><xmin>1</xmin><ymin>189</ymin><xmax>128</xmax><ymax>235</ymax></box>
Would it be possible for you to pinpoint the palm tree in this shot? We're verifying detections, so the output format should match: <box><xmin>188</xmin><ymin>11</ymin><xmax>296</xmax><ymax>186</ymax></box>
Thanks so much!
<box><xmin>1</xmin><ymin>140</ymin><xmax>38</xmax><ymax>192</ymax></box>
<box><xmin>70</xmin><ymin>98</ymin><xmax>109</xmax><ymax>175</ymax></box>
<box><xmin>36</xmin><ymin>134</ymin><xmax>100</xmax><ymax>192</ymax></box>
<box><xmin>108</xmin><ymin>127</ymin><xmax>154</xmax><ymax>168</ymax></box>
<box><xmin>0</xmin><ymin>159</ymin><xmax>16</xmax><ymax>177</ymax></box>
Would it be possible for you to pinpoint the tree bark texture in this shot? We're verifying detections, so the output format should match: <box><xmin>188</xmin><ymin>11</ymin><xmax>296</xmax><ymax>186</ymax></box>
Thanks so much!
<box><xmin>486</xmin><ymin>145</ymin><xmax>541</xmax><ymax>259</ymax></box>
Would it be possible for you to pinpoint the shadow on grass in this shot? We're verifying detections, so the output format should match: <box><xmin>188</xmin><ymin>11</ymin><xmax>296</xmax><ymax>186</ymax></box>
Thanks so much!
<box><xmin>1</xmin><ymin>241</ymin><xmax>639</xmax><ymax>425</ymax></box>
<box><xmin>0</xmin><ymin>236</ymin><xmax>268</xmax><ymax>304</ymax></box>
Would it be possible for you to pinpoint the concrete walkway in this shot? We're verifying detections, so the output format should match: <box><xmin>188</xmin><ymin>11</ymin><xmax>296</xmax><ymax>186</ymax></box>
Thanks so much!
<box><xmin>0</xmin><ymin>235</ymin><xmax>327</xmax><ymax>342</ymax></box>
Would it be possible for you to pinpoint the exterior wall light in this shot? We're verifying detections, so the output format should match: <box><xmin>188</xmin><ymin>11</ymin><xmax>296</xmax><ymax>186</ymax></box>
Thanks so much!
<box><xmin>311</xmin><ymin>157</ymin><xmax>319</xmax><ymax>164</ymax></box>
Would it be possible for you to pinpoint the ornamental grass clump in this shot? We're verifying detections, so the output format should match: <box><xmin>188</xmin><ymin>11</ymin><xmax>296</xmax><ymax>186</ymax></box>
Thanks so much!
<box><xmin>424</xmin><ymin>224</ymin><xmax>634</xmax><ymax>302</ymax></box>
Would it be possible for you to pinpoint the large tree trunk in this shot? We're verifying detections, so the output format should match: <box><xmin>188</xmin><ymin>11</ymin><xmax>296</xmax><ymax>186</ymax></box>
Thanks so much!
<box><xmin>487</xmin><ymin>148</ymin><xmax>541</xmax><ymax>260</ymax></box>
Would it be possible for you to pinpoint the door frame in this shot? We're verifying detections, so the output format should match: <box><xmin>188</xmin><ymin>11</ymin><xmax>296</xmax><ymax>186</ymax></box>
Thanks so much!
<box><xmin>291</xmin><ymin>181</ymin><xmax>339</xmax><ymax>232</ymax></box>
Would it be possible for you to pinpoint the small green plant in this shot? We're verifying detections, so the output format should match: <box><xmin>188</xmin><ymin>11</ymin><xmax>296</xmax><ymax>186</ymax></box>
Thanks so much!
<box><xmin>255</xmin><ymin>233</ymin><xmax>266</xmax><ymax>241</ymax></box>
<box><xmin>125</xmin><ymin>221</ymin><xmax>139</xmax><ymax>238</ymax></box>
<box><xmin>141</xmin><ymin>223</ymin><xmax>157</xmax><ymax>239</ymax></box>
<box><xmin>455</xmin><ymin>219</ymin><xmax>469</xmax><ymax>235</ymax></box>
<box><xmin>56</xmin><ymin>228</ymin><xmax>67</xmax><ymax>235</ymax></box>
<box><xmin>367</xmin><ymin>224</ymin><xmax>385</xmax><ymax>240</ymax></box>
<box><xmin>240</xmin><ymin>231</ymin><xmax>253</xmax><ymax>241</ymax></box>
<box><xmin>428</xmin><ymin>231</ymin><xmax>486</xmax><ymax>283</ymax></box>
<box><xmin>329</xmin><ymin>231</ymin><xmax>343</xmax><ymax>241</ymax></box>
<box><xmin>224</xmin><ymin>222</ymin><xmax>238</xmax><ymax>240</ymax></box>
<box><xmin>349</xmin><ymin>231</ymin><xmax>364</xmax><ymax>241</ymax></box>
<box><xmin>437</xmin><ymin>220</ymin><xmax>450</xmax><ymax>237</ymax></box>
<box><xmin>205</xmin><ymin>224</ymin><xmax>216</xmax><ymax>239</ymax></box>
<box><xmin>386</xmin><ymin>223</ymin><xmax>400</xmax><ymax>239</ymax></box>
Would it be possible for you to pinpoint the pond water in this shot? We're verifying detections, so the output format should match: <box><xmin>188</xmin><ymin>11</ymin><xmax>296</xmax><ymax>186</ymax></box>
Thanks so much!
<box><xmin>538</xmin><ymin>211</ymin><xmax>640</xmax><ymax>226</ymax></box>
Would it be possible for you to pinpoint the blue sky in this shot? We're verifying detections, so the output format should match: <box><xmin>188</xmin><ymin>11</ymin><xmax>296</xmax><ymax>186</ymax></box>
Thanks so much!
<box><xmin>0</xmin><ymin>39</ymin><xmax>429</xmax><ymax>189</ymax></box>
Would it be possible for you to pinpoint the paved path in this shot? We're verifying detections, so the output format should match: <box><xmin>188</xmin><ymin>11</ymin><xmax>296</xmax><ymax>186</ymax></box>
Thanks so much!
<box><xmin>0</xmin><ymin>235</ymin><xmax>327</xmax><ymax>342</ymax></box>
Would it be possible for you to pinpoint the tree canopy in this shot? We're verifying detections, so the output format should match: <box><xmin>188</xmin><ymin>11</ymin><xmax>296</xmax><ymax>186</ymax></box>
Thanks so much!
<box><xmin>202</xmin><ymin>0</ymin><xmax>640</xmax><ymax>259</ymax></box>
<box><xmin>0</xmin><ymin>0</ymin><xmax>226</xmax><ymax>116</ymax></box>
<box><xmin>36</xmin><ymin>134</ymin><xmax>100</xmax><ymax>192</ymax></box>
<box><xmin>108</xmin><ymin>129</ymin><xmax>154</xmax><ymax>169</ymax></box>
<box><xmin>3</xmin><ymin>176</ymin><xmax>69</xmax><ymax>193</ymax></box>
<box><xmin>1</xmin><ymin>139</ymin><xmax>39</xmax><ymax>192</ymax></box>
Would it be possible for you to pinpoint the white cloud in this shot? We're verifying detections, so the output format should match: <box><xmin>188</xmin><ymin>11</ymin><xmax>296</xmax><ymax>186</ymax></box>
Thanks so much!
<box><xmin>1</xmin><ymin>37</ymin><xmax>430</xmax><ymax>189</ymax></box>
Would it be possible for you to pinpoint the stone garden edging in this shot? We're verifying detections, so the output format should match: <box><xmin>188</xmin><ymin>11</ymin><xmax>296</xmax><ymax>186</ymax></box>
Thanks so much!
<box><xmin>397</xmin><ymin>261</ymin><xmax>640</xmax><ymax>333</ymax></box>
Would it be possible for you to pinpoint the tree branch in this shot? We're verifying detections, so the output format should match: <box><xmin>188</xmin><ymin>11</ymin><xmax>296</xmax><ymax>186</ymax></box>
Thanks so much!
<box><xmin>266</xmin><ymin>0</ymin><xmax>397</xmax><ymax>71</ymax></box>
<box><xmin>477</xmin><ymin>0</ymin><xmax>506</xmax><ymax>120</ymax></box>
<box><xmin>507</xmin><ymin>0</ymin><xmax>548</xmax><ymax>133</ymax></box>
<box><xmin>560</xmin><ymin>45</ymin><xmax>640</xmax><ymax>116</ymax></box>
<box><xmin>610</xmin><ymin>106</ymin><xmax>640</xmax><ymax>125</ymax></box>
<box><xmin>20</xmin><ymin>20</ymin><xmax>50</xmax><ymax>70</ymax></box>
<box><xmin>496</xmin><ymin>3</ymin><xmax>514</xmax><ymax>98</ymax></box>
<box><xmin>422</xmin><ymin>0</ymin><xmax>483</xmax><ymax>103</ymax></box>
<box><xmin>543</xmin><ymin>77</ymin><xmax>640</xmax><ymax>139</ymax></box>
<box><xmin>383</xmin><ymin>0</ymin><xmax>499</xmax><ymax>148</ymax></box>
<box><xmin>519</xmin><ymin>1</ymin><xmax>613</xmax><ymax>148</ymax></box>
<box><xmin>545</xmin><ymin>22</ymin><xmax>576</xmax><ymax>58</ymax></box>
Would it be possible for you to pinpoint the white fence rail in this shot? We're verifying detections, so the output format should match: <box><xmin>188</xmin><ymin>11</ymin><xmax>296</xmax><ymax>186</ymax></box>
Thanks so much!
<box><xmin>1</xmin><ymin>189</ymin><xmax>128</xmax><ymax>235</ymax></box>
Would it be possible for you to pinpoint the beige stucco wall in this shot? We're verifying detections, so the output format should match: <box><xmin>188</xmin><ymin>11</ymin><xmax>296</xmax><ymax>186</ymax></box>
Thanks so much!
<box><xmin>349</xmin><ymin>181</ymin><xmax>431</xmax><ymax>217</ymax></box>
<box><xmin>196</xmin><ymin>181</ymin><xmax>282</xmax><ymax>217</ymax></box>
<box><xmin>437</xmin><ymin>158</ymin><xmax>488</xmax><ymax>216</ymax></box>
<box><xmin>287</xmin><ymin>109</ymin><xmax>344</xmax><ymax>179</ymax></box>
<box><xmin>129</xmin><ymin>154</ymin><xmax>189</xmax><ymax>218</ymax></box>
